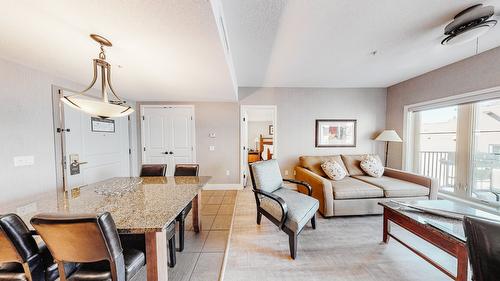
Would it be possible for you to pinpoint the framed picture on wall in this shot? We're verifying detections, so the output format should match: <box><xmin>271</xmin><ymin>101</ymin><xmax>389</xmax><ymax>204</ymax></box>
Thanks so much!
<box><xmin>315</xmin><ymin>119</ymin><xmax>356</xmax><ymax>147</ymax></box>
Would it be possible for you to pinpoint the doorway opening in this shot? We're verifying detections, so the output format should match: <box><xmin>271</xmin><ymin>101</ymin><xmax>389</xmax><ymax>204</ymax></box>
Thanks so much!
<box><xmin>52</xmin><ymin>86</ymin><xmax>133</xmax><ymax>193</ymax></box>
<box><xmin>240</xmin><ymin>105</ymin><xmax>277</xmax><ymax>187</ymax></box>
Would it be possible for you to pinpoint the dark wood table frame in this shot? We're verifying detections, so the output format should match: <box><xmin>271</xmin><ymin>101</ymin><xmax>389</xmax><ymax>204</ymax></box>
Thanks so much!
<box><xmin>382</xmin><ymin>207</ymin><xmax>468</xmax><ymax>281</ymax></box>
<box><xmin>145</xmin><ymin>191</ymin><xmax>202</xmax><ymax>281</ymax></box>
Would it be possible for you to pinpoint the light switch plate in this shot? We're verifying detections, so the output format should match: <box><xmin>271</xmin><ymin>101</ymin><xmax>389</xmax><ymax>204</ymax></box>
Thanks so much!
<box><xmin>14</xmin><ymin>156</ymin><xmax>35</xmax><ymax>167</ymax></box>
<box><xmin>209</xmin><ymin>146</ymin><xmax>215</xmax><ymax>151</ymax></box>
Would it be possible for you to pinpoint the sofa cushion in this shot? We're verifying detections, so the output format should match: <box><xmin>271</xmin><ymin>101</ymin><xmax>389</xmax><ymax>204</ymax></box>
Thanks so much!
<box><xmin>321</xmin><ymin>160</ymin><xmax>347</xmax><ymax>181</ymax></box>
<box><xmin>299</xmin><ymin>155</ymin><xmax>349</xmax><ymax>177</ymax></box>
<box><xmin>260</xmin><ymin>188</ymin><xmax>319</xmax><ymax>232</ymax></box>
<box><xmin>331</xmin><ymin>177</ymin><xmax>384</xmax><ymax>200</ymax></box>
<box><xmin>360</xmin><ymin>155</ymin><xmax>384</xmax><ymax>178</ymax></box>
<box><xmin>250</xmin><ymin>159</ymin><xmax>283</xmax><ymax>193</ymax></box>
<box><xmin>352</xmin><ymin>175</ymin><xmax>430</xmax><ymax>198</ymax></box>
<box><xmin>341</xmin><ymin>154</ymin><xmax>381</xmax><ymax>176</ymax></box>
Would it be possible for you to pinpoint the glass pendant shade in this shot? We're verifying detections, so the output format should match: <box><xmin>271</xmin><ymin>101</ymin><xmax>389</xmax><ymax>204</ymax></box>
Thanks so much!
<box><xmin>61</xmin><ymin>34</ymin><xmax>134</xmax><ymax>119</ymax></box>
<box><xmin>62</xmin><ymin>95</ymin><xmax>134</xmax><ymax>118</ymax></box>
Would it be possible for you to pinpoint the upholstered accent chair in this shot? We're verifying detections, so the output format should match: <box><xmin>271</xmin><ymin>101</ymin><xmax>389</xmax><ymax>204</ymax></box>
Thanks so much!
<box><xmin>249</xmin><ymin>160</ymin><xmax>319</xmax><ymax>259</ymax></box>
<box><xmin>0</xmin><ymin>213</ymin><xmax>76</xmax><ymax>281</ymax></box>
<box><xmin>463</xmin><ymin>216</ymin><xmax>500</xmax><ymax>281</ymax></box>
<box><xmin>174</xmin><ymin>164</ymin><xmax>199</xmax><ymax>252</ymax></box>
<box><xmin>31</xmin><ymin>212</ymin><xmax>145</xmax><ymax>281</ymax></box>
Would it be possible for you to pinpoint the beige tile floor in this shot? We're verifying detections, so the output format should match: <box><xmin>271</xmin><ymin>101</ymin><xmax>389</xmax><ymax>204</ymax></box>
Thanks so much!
<box><xmin>223</xmin><ymin>188</ymin><xmax>472</xmax><ymax>281</ymax></box>
<box><xmin>167</xmin><ymin>190</ymin><xmax>237</xmax><ymax>281</ymax></box>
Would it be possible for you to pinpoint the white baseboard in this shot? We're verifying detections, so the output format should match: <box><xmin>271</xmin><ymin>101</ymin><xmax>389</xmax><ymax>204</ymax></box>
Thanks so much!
<box><xmin>203</xmin><ymin>183</ymin><xmax>244</xmax><ymax>190</ymax></box>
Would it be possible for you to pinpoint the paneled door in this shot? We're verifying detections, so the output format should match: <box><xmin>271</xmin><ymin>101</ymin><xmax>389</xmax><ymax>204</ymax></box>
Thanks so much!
<box><xmin>53</xmin><ymin>89</ymin><xmax>131</xmax><ymax>192</ymax></box>
<box><xmin>142</xmin><ymin>105</ymin><xmax>195</xmax><ymax>176</ymax></box>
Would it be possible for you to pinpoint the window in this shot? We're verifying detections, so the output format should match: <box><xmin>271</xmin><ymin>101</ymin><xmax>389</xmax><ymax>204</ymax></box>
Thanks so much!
<box><xmin>406</xmin><ymin>95</ymin><xmax>500</xmax><ymax>206</ymax></box>
<box><xmin>471</xmin><ymin>99</ymin><xmax>500</xmax><ymax>203</ymax></box>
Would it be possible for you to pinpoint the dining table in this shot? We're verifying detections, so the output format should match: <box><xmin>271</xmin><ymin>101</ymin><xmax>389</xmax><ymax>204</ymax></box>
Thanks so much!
<box><xmin>0</xmin><ymin>176</ymin><xmax>211</xmax><ymax>281</ymax></box>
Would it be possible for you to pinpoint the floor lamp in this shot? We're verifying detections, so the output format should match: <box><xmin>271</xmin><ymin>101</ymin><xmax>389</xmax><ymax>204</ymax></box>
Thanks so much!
<box><xmin>375</xmin><ymin>130</ymin><xmax>402</xmax><ymax>167</ymax></box>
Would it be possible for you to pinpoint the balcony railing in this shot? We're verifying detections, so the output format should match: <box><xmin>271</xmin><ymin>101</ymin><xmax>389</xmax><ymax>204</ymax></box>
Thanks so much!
<box><xmin>418</xmin><ymin>151</ymin><xmax>455</xmax><ymax>189</ymax></box>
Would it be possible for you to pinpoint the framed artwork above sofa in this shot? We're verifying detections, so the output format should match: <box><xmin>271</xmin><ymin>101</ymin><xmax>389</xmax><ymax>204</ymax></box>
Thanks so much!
<box><xmin>315</xmin><ymin>119</ymin><xmax>356</xmax><ymax>147</ymax></box>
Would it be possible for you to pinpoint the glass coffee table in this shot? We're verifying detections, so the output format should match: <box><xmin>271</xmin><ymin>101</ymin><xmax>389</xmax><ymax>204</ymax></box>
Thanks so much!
<box><xmin>379</xmin><ymin>200</ymin><xmax>473</xmax><ymax>281</ymax></box>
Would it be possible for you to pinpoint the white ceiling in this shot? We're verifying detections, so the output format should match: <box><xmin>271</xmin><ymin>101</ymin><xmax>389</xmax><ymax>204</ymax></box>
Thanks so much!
<box><xmin>0</xmin><ymin>0</ymin><xmax>237</xmax><ymax>102</ymax></box>
<box><xmin>2</xmin><ymin>1</ymin><xmax>500</xmax><ymax>102</ymax></box>
<box><xmin>221</xmin><ymin>0</ymin><xmax>500</xmax><ymax>88</ymax></box>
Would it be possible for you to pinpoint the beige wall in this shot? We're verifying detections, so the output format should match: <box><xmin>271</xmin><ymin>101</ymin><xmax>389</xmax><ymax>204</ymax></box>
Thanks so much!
<box><xmin>136</xmin><ymin>102</ymin><xmax>240</xmax><ymax>184</ymax></box>
<box><xmin>0</xmin><ymin>58</ymin><xmax>85</xmax><ymax>204</ymax></box>
<box><xmin>387</xmin><ymin>46</ymin><xmax>500</xmax><ymax>169</ymax></box>
<box><xmin>240</xmin><ymin>87</ymin><xmax>387</xmax><ymax>176</ymax></box>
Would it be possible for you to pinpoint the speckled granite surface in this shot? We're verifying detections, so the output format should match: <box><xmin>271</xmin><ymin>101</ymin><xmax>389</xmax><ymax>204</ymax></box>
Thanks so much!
<box><xmin>2</xmin><ymin>176</ymin><xmax>210</xmax><ymax>233</ymax></box>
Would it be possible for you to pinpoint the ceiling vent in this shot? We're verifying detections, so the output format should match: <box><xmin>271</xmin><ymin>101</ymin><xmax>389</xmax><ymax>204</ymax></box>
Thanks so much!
<box><xmin>441</xmin><ymin>4</ymin><xmax>497</xmax><ymax>45</ymax></box>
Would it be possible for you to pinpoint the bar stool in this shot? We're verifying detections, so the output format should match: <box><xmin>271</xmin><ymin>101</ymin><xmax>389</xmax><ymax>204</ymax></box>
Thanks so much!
<box><xmin>139</xmin><ymin>164</ymin><xmax>167</xmax><ymax>177</ymax></box>
<box><xmin>0</xmin><ymin>213</ymin><xmax>76</xmax><ymax>281</ymax></box>
<box><xmin>31</xmin><ymin>212</ymin><xmax>145</xmax><ymax>281</ymax></box>
<box><xmin>139</xmin><ymin>164</ymin><xmax>176</xmax><ymax>267</ymax></box>
<box><xmin>174</xmin><ymin>164</ymin><xmax>200</xmax><ymax>252</ymax></box>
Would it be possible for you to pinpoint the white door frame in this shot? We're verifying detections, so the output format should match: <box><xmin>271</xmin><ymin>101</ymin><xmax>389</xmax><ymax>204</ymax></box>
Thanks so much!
<box><xmin>140</xmin><ymin>104</ymin><xmax>197</xmax><ymax>164</ymax></box>
<box><xmin>240</xmin><ymin>105</ymin><xmax>278</xmax><ymax>186</ymax></box>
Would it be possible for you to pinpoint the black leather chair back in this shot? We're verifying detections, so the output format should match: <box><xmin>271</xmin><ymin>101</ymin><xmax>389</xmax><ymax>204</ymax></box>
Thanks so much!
<box><xmin>463</xmin><ymin>216</ymin><xmax>500</xmax><ymax>281</ymax></box>
<box><xmin>31</xmin><ymin>212</ymin><xmax>125</xmax><ymax>281</ymax></box>
<box><xmin>0</xmin><ymin>213</ymin><xmax>38</xmax><ymax>264</ymax></box>
<box><xmin>174</xmin><ymin>164</ymin><xmax>199</xmax><ymax>176</ymax></box>
<box><xmin>140</xmin><ymin>164</ymin><xmax>167</xmax><ymax>177</ymax></box>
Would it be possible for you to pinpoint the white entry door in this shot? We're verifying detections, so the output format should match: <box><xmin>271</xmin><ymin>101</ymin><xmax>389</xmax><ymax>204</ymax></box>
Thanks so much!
<box><xmin>61</xmin><ymin>91</ymin><xmax>131</xmax><ymax>190</ymax></box>
<box><xmin>142</xmin><ymin>106</ymin><xmax>195</xmax><ymax>176</ymax></box>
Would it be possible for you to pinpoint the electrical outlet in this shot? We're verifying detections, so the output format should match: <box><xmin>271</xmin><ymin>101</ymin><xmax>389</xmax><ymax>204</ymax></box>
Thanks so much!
<box><xmin>284</xmin><ymin>170</ymin><xmax>289</xmax><ymax>176</ymax></box>
<box><xmin>14</xmin><ymin>156</ymin><xmax>35</xmax><ymax>167</ymax></box>
<box><xmin>226</xmin><ymin>170</ymin><xmax>230</xmax><ymax>176</ymax></box>
<box><xmin>209</xmin><ymin>146</ymin><xmax>215</xmax><ymax>151</ymax></box>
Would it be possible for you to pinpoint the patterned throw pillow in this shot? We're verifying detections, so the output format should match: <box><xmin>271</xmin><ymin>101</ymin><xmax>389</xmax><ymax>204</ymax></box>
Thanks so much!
<box><xmin>360</xmin><ymin>155</ymin><xmax>384</xmax><ymax>178</ymax></box>
<box><xmin>321</xmin><ymin>161</ymin><xmax>347</xmax><ymax>181</ymax></box>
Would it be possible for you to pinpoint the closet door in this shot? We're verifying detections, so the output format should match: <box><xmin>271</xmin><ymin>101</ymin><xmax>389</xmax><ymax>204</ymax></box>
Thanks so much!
<box><xmin>142</xmin><ymin>106</ymin><xmax>195</xmax><ymax>176</ymax></box>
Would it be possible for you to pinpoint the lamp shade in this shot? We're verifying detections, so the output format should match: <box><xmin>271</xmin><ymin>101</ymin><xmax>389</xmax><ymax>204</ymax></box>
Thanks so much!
<box><xmin>62</xmin><ymin>95</ymin><xmax>134</xmax><ymax>118</ymax></box>
<box><xmin>375</xmin><ymin>130</ymin><xmax>402</xmax><ymax>142</ymax></box>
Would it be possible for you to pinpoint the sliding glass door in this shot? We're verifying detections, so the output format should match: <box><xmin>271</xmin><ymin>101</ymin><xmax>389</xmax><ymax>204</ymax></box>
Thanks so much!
<box><xmin>471</xmin><ymin>99</ymin><xmax>500</xmax><ymax>203</ymax></box>
<box><xmin>407</xmin><ymin>97</ymin><xmax>500</xmax><ymax>206</ymax></box>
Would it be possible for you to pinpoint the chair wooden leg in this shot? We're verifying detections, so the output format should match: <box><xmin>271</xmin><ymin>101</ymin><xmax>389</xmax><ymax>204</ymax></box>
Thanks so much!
<box><xmin>178</xmin><ymin>218</ymin><xmax>185</xmax><ymax>252</ymax></box>
<box><xmin>311</xmin><ymin>214</ymin><xmax>316</xmax><ymax>229</ymax></box>
<box><xmin>256</xmin><ymin>212</ymin><xmax>262</xmax><ymax>225</ymax></box>
<box><xmin>168</xmin><ymin>235</ymin><xmax>176</xmax><ymax>268</ymax></box>
<box><xmin>288</xmin><ymin>233</ymin><xmax>297</xmax><ymax>259</ymax></box>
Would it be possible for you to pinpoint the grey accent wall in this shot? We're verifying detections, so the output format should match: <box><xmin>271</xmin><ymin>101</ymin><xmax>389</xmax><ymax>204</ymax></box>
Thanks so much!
<box><xmin>387</xmin><ymin>46</ymin><xmax>500</xmax><ymax>169</ymax></box>
<box><xmin>136</xmin><ymin>102</ymin><xmax>240</xmax><ymax>184</ymax></box>
<box><xmin>0</xmin><ymin>59</ymin><xmax>83</xmax><ymax>203</ymax></box>
<box><xmin>240</xmin><ymin>87</ymin><xmax>387</xmax><ymax>176</ymax></box>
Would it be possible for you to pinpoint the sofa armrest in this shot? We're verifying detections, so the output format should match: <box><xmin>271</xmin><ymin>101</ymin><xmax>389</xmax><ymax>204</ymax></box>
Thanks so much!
<box><xmin>384</xmin><ymin>167</ymin><xmax>438</xmax><ymax>199</ymax></box>
<box><xmin>295</xmin><ymin>166</ymin><xmax>334</xmax><ymax>216</ymax></box>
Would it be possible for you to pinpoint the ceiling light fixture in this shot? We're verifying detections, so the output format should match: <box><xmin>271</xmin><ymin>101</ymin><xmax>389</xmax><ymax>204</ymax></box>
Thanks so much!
<box><xmin>61</xmin><ymin>34</ymin><xmax>134</xmax><ymax>118</ymax></box>
<box><xmin>441</xmin><ymin>4</ymin><xmax>497</xmax><ymax>45</ymax></box>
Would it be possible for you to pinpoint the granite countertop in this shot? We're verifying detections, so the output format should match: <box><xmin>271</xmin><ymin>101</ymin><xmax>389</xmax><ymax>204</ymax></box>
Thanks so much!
<box><xmin>2</xmin><ymin>176</ymin><xmax>210</xmax><ymax>234</ymax></box>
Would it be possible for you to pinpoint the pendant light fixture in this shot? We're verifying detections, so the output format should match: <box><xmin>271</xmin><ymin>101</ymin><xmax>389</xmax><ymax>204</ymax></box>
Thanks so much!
<box><xmin>61</xmin><ymin>34</ymin><xmax>134</xmax><ymax>118</ymax></box>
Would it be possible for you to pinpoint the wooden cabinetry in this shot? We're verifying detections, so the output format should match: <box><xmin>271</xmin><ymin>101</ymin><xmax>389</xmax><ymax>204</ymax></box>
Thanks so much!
<box><xmin>248</xmin><ymin>152</ymin><xmax>260</xmax><ymax>163</ymax></box>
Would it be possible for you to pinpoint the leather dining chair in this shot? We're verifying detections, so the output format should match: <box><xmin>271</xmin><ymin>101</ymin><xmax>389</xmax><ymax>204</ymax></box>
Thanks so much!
<box><xmin>463</xmin><ymin>216</ymin><xmax>500</xmax><ymax>281</ymax></box>
<box><xmin>139</xmin><ymin>164</ymin><xmax>177</xmax><ymax>267</ymax></box>
<box><xmin>174</xmin><ymin>164</ymin><xmax>199</xmax><ymax>252</ymax></box>
<box><xmin>0</xmin><ymin>213</ymin><xmax>76</xmax><ymax>281</ymax></box>
<box><xmin>30</xmin><ymin>212</ymin><xmax>145</xmax><ymax>281</ymax></box>
<box><xmin>139</xmin><ymin>164</ymin><xmax>167</xmax><ymax>177</ymax></box>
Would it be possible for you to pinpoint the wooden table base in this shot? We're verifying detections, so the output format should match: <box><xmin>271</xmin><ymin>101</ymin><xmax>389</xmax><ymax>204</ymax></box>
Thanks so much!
<box><xmin>192</xmin><ymin>191</ymin><xmax>202</xmax><ymax>233</ymax></box>
<box><xmin>382</xmin><ymin>208</ymin><xmax>468</xmax><ymax>281</ymax></box>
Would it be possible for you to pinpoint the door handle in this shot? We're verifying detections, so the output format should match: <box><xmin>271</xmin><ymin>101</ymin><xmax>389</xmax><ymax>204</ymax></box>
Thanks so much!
<box><xmin>169</xmin><ymin>151</ymin><xmax>174</xmax><ymax>155</ymax></box>
<box><xmin>163</xmin><ymin>152</ymin><xmax>169</xmax><ymax>154</ymax></box>
<box><xmin>78</xmin><ymin>161</ymin><xmax>88</xmax><ymax>165</ymax></box>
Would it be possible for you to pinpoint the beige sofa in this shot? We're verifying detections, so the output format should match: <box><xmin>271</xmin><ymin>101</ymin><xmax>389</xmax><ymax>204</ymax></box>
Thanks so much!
<box><xmin>295</xmin><ymin>155</ymin><xmax>438</xmax><ymax>217</ymax></box>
